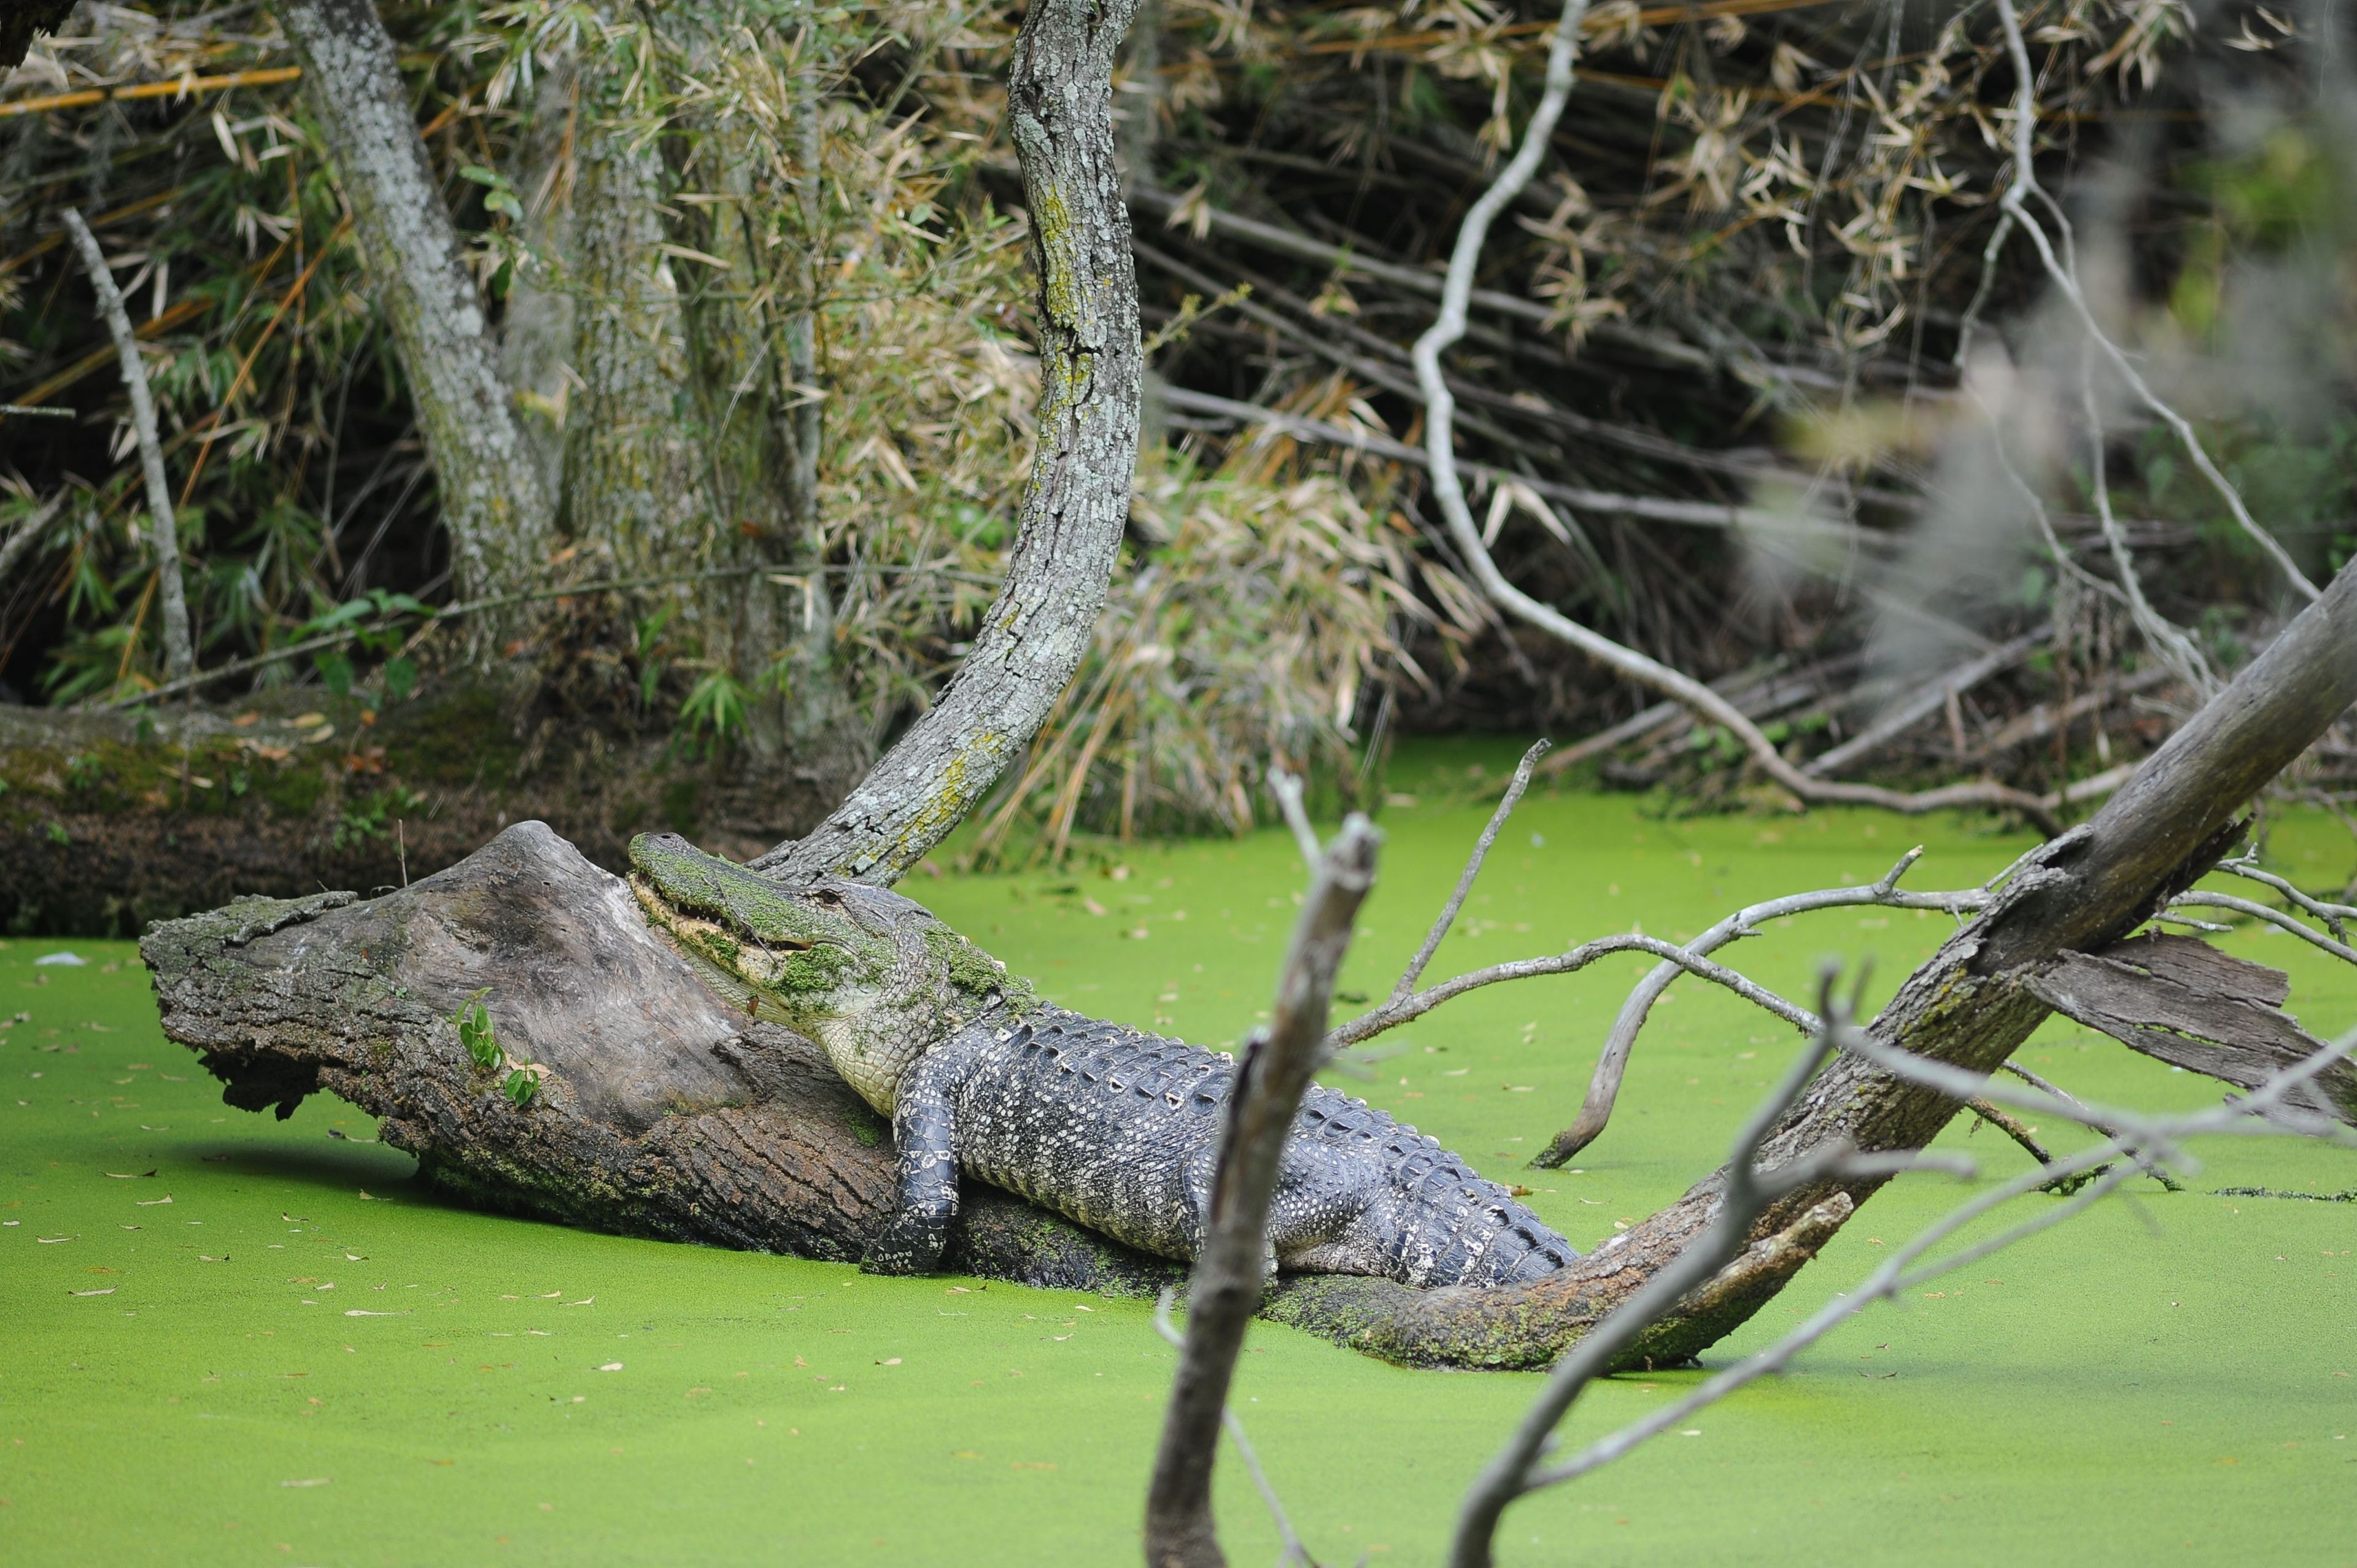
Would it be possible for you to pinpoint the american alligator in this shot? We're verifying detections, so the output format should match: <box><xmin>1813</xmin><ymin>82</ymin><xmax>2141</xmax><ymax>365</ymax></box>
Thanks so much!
<box><xmin>627</xmin><ymin>832</ymin><xmax>1578</xmax><ymax>1286</ymax></box>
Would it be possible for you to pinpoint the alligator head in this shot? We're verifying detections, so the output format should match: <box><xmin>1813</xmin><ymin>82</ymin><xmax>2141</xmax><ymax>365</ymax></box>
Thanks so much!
<box><xmin>625</xmin><ymin>832</ymin><xmax>1029</xmax><ymax>1112</ymax></box>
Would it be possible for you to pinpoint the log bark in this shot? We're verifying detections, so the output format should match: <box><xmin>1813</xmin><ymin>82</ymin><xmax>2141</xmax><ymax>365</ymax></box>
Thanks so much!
<box><xmin>142</xmin><ymin>821</ymin><xmax>1175</xmax><ymax>1294</ymax></box>
<box><xmin>2027</xmin><ymin>932</ymin><xmax>2357</xmax><ymax>1124</ymax></box>
<box><xmin>749</xmin><ymin>0</ymin><xmax>1142</xmax><ymax>885</ymax></box>
<box><xmin>279</xmin><ymin>0</ymin><xmax>554</xmax><ymax>651</ymax></box>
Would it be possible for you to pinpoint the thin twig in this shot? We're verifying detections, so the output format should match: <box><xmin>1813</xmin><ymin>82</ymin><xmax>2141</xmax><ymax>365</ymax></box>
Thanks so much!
<box><xmin>1802</xmin><ymin>629</ymin><xmax>2047</xmax><ymax>779</ymax></box>
<box><xmin>1390</xmin><ymin>740</ymin><xmax>1549</xmax><ymax>1003</ymax></box>
<box><xmin>1334</xmin><ymin>929</ymin><xmax>1816</xmax><ymax>1052</ymax></box>
<box><xmin>2165</xmin><ymin>892</ymin><xmax>2357</xmax><ymax>968</ymax></box>
<box><xmin>1534</xmin><ymin>846</ymin><xmax>1989</xmax><ymax>1166</ymax></box>
<box><xmin>1270</xmin><ymin>770</ymin><xmax>1322</xmax><ymax>872</ymax></box>
<box><xmin>1987</xmin><ymin>0</ymin><xmax>2317</xmax><ymax>604</ymax></box>
<box><xmin>2079</xmin><ymin>360</ymin><xmax>2215</xmax><ymax>695</ymax></box>
<box><xmin>2218</xmin><ymin>855</ymin><xmax>2357</xmax><ymax>941</ymax></box>
<box><xmin>1998</xmin><ymin>1060</ymin><xmax>2181</xmax><ymax>1191</ymax></box>
<box><xmin>63</xmin><ymin>207</ymin><xmax>194</xmax><ymax>684</ymax></box>
<box><xmin>1152</xmin><ymin>1289</ymin><xmax>1312</xmax><ymax>1568</ymax></box>
<box><xmin>0</xmin><ymin>490</ymin><xmax>68</xmax><ymax>587</ymax></box>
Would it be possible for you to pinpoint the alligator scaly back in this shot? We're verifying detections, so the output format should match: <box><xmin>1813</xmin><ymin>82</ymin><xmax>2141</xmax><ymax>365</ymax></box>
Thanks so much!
<box><xmin>627</xmin><ymin>833</ymin><xmax>1576</xmax><ymax>1285</ymax></box>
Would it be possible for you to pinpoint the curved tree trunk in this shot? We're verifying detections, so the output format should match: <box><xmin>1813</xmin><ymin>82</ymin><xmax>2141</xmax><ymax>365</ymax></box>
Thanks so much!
<box><xmin>749</xmin><ymin>0</ymin><xmax>1144</xmax><ymax>886</ymax></box>
<box><xmin>280</xmin><ymin>0</ymin><xmax>554</xmax><ymax>653</ymax></box>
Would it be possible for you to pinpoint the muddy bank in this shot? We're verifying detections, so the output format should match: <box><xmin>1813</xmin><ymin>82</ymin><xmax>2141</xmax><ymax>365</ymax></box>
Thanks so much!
<box><xmin>0</xmin><ymin>682</ymin><xmax>859</xmax><ymax>936</ymax></box>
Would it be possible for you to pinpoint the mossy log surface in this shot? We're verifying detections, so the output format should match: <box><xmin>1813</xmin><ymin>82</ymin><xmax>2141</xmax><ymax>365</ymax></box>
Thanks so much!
<box><xmin>0</xmin><ymin>686</ymin><xmax>850</xmax><ymax>937</ymax></box>
<box><xmin>140</xmin><ymin>820</ymin><xmax>1859</xmax><ymax>1369</ymax></box>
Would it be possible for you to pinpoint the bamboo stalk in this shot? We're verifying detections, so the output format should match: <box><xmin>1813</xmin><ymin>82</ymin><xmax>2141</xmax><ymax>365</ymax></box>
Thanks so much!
<box><xmin>62</xmin><ymin>208</ymin><xmax>195</xmax><ymax>685</ymax></box>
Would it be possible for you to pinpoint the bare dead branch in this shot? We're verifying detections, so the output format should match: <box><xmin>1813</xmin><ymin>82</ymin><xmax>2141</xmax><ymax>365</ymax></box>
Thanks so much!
<box><xmin>2169</xmin><ymin>892</ymin><xmax>2357</xmax><ymax>967</ymax></box>
<box><xmin>1336</xmin><ymin>930</ymin><xmax>1814</xmax><ymax>1053</ymax></box>
<box><xmin>1998</xmin><ymin>1060</ymin><xmax>2181</xmax><ymax>1192</ymax></box>
<box><xmin>1145</xmin><ymin>814</ymin><xmax>1380</xmax><ymax>1568</ymax></box>
<box><xmin>1802</xmin><ymin>629</ymin><xmax>2047</xmax><ymax>779</ymax></box>
<box><xmin>2217</xmin><ymin>855</ymin><xmax>2357</xmax><ymax>941</ymax></box>
<box><xmin>1455</xmin><ymin>1018</ymin><xmax>2357</xmax><ymax>1565</ymax></box>
<box><xmin>1391</xmin><ymin>740</ymin><xmax>1550</xmax><ymax>1004</ymax></box>
<box><xmin>1151</xmin><ymin>1289</ymin><xmax>1311</xmax><ymax>1568</ymax></box>
<box><xmin>1988</xmin><ymin>0</ymin><xmax>2317</xmax><ymax>606</ymax></box>
<box><xmin>61</xmin><ymin>207</ymin><xmax>194</xmax><ymax>684</ymax></box>
<box><xmin>1269</xmin><ymin>770</ymin><xmax>1321</xmax><ymax>873</ymax></box>
<box><xmin>1534</xmin><ymin>848</ymin><xmax>1989</xmax><ymax>1167</ymax></box>
<box><xmin>1399</xmin><ymin>4</ymin><xmax>2066</xmax><ymax>836</ymax></box>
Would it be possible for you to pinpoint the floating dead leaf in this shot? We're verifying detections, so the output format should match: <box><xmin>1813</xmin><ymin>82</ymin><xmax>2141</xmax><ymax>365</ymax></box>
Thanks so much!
<box><xmin>136</xmin><ymin>1195</ymin><xmax>172</xmax><ymax>1206</ymax></box>
<box><xmin>36</xmin><ymin>1236</ymin><xmax>72</xmax><ymax>1243</ymax></box>
<box><xmin>104</xmin><ymin>1170</ymin><xmax>157</xmax><ymax>1179</ymax></box>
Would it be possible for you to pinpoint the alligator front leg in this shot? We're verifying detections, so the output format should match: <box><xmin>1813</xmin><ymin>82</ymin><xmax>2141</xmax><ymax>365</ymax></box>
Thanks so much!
<box><xmin>860</xmin><ymin>1032</ymin><xmax>981</xmax><ymax>1275</ymax></box>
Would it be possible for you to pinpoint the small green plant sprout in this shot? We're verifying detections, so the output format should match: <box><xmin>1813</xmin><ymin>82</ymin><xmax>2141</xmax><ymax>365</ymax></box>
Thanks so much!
<box><xmin>503</xmin><ymin>1065</ymin><xmax>547</xmax><ymax>1108</ymax></box>
<box><xmin>453</xmin><ymin>989</ymin><xmax>500</xmax><ymax>1073</ymax></box>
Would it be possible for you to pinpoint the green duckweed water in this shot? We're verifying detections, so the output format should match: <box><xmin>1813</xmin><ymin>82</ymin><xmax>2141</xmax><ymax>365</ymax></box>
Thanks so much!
<box><xmin>5</xmin><ymin>748</ymin><xmax>2355</xmax><ymax>1565</ymax></box>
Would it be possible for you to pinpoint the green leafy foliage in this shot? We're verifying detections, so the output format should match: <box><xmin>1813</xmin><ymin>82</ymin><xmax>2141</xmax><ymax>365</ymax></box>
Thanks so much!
<box><xmin>452</xmin><ymin>990</ymin><xmax>500</xmax><ymax>1073</ymax></box>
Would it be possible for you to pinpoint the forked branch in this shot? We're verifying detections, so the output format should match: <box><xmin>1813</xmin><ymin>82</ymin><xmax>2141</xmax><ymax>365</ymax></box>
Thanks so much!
<box><xmin>1448</xmin><ymin>1003</ymin><xmax>2357</xmax><ymax>1568</ymax></box>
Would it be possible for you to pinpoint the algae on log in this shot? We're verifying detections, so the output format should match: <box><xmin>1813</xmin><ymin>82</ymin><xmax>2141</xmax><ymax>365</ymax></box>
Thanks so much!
<box><xmin>142</xmin><ymin>820</ymin><xmax>1173</xmax><ymax>1293</ymax></box>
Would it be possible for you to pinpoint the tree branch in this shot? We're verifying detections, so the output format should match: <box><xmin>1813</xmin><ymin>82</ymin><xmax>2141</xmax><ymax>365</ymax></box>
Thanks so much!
<box><xmin>1401</xmin><ymin>3</ymin><xmax>2065</xmax><ymax>836</ymax></box>
<box><xmin>1533</xmin><ymin>846</ymin><xmax>1990</xmax><ymax>1167</ymax></box>
<box><xmin>1145</xmin><ymin>815</ymin><xmax>1380</xmax><ymax>1568</ymax></box>
<box><xmin>1391</xmin><ymin>740</ymin><xmax>1549</xmax><ymax>1003</ymax></box>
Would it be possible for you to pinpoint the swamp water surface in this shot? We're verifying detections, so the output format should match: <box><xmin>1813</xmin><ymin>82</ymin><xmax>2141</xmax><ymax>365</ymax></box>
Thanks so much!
<box><xmin>4</xmin><ymin>754</ymin><xmax>2353</xmax><ymax>1564</ymax></box>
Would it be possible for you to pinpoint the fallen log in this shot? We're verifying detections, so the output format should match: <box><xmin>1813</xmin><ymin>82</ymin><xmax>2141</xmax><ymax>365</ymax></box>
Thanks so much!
<box><xmin>141</xmin><ymin>821</ymin><xmax>1177</xmax><ymax>1296</ymax></box>
<box><xmin>140</xmin><ymin>817</ymin><xmax>1863</xmax><ymax>1369</ymax></box>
